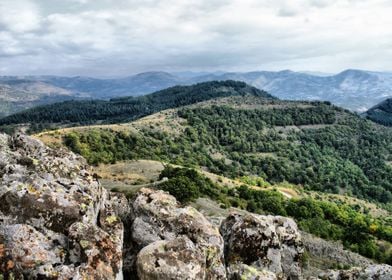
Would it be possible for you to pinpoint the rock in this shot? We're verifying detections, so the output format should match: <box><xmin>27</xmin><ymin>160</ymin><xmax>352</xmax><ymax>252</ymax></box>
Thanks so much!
<box><xmin>137</xmin><ymin>236</ymin><xmax>206</xmax><ymax>280</ymax></box>
<box><xmin>227</xmin><ymin>263</ymin><xmax>277</xmax><ymax>280</ymax></box>
<box><xmin>125</xmin><ymin>188</ymin><xmax>226</xmax><ymax>279</ymax></box>
<box><xmin>0</xmin><ymin>224</ymin><xmax>65</xmax><ymax>276</ymax></box>
<box><xmin>0</xmin><ymin>133</ymin><xmax>123</xmax><ymax>279</ymax></box>
<box><xmin>318</xmin><ymin>264</ymin><xmax>392</xmax><ymax>280</ymax></box>
<box><xmin>220</xmin><ymin>213</ymin><xmax>304</xmax><ymax>280</ymax></box>
<box><xmin>301</xmin><ymin>231</ymin><xmax>374</xmax><ymax>278</ymax></box>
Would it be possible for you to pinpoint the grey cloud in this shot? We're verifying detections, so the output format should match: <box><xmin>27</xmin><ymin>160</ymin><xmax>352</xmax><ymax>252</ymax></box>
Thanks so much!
<box><xmin>278</xmin><ymin>7</ymin><xmax>299</xmax><ymax>17</ymax></box>
<box><xmin>0</xmin><ymin>0</ymin><xmax>391</xmax><ymax>76</ymax></box>
<box><xmin>308</xmin><ymin>0</ymin><xmax>335</xmax><ymax>8</ymax></box>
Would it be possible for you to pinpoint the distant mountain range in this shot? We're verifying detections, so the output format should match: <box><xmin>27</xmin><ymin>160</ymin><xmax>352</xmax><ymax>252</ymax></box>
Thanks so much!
<box><xmin>1</xmin><ymin>69</ymin><xmax>391</xmax><ymax>116</ymax></box>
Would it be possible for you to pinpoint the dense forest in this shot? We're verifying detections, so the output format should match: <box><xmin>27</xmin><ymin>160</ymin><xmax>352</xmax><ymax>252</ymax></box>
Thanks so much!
<box><xmin>365</xmin><ymin>98</ymin><xmax>392</xmax><ymax>126</ymax></box>
<box><xmin>158</xmin><ymin>165</ymin><xmax>392</xmax><ymax>264</ymax></box>
<box><xmin>60</xmin><ymin>100</ymin><xmax>392</xmax><ymax>205</ymax></box>
<box><xmin>0</xmin><ymin>80</ymin><xmax>273</xmax><ymax>132</ymax></box>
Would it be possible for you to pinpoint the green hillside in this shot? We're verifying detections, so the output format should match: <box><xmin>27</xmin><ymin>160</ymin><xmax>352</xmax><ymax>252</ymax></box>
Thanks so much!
<box><xmin>0</xmin><ymin>80</ymin><xmax>273</xmax><ymax>132</ymax></box>
<box><xmin>39</xmin><ymin>94</ymin><xmax>392</xmax><ymax>205</ymax></box>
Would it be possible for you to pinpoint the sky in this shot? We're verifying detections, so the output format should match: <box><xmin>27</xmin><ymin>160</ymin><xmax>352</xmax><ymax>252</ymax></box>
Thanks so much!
<box><xmin>0</xmin><ymin>0</ymin><xmax>391</xmax><ymax>77</ymax></box>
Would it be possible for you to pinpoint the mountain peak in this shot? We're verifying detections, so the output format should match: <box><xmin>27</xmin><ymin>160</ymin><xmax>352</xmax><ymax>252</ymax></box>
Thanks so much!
<box><xmin>337</xmin><ymin>69</ymin><xmax>371</xmax><ymax>77</ymax></box>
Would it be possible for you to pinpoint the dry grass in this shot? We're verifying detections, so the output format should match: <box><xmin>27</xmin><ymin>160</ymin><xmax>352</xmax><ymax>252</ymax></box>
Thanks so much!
<box><xmin>34</xmin><ymin>123</ymin><xmax>140</xmax><ymax>147</ymax></box>
<box><xmin>307</xmin><ymin>191</ymin><xmax>389</xmax><ymax>218</ymax></box>
<box><xmin>191</xmin><ymin>197</ymin><xmax>249</xmax><ymax>222</ymax></box>
<box><xmin>131</xmin><ymin>109</ymin><xmax>187</xmax><ymax>137</ymax></box>
<box><xmin>95</xmin><ymin>160</ymin><xmax>164</xmax><ymax>185</ymax></box>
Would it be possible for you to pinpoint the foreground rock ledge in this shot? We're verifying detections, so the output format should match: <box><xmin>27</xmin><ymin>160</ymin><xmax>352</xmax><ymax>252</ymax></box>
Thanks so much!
<box><xmin>1</xmin><ymin>134</ymin><xmax>391</xmax><ymax>280</ymax></box>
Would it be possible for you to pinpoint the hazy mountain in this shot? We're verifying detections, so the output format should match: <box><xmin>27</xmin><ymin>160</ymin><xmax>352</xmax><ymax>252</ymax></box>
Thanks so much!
<box><xmin>1</xmin><ymin>69</ymin><xmax>392</xmax><ymax>116</ymax></box>
<box><xmin>196</xmin><ymin>69</ymin><xmax>392</xmax><ymax>112</ymax></box>
<box><xmin>0</xmin><ymin>78</ymin><xmax>86</xmax><ymax>117</ymax></box>
<box><xmin>32</xmin><ymin>71</ymin><xmax>183</xmax><ymax>98</ymax></box>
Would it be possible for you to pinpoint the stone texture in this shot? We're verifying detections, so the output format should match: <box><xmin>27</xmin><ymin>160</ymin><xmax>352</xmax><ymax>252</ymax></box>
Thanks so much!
<box><xmin>220</xmin><ymin>213</ymin><xmax>304</xmax><ymax>280</ymax></box>
<box><xmin>125</xmin><ymin>187</ymin><xmax>226</xmax><ymax>279</ymax></box>
<box><xmin>301</xmin><ymin>231</ymin><xmax>375</xmax><ymax>278</ymax></box>
<box><xmin>227</xmin><ymin>263</ymin><xmax>277</xmax><ymax>280</ymax></box>
<box><xmin>0</xmin><ymin>133</ymin><xmax>124</xmax><ymax>279</ymax></box>
<box><xmin>137</xmin><ymin>236</ymin><xmax>206</xmax><ymax>280</ymax></box>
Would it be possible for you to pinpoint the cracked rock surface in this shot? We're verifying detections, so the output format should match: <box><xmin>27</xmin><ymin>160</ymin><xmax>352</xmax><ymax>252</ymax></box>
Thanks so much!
<box><xmin>0</xmin><ymin>134</ymin><xmax>124</xmax><ymax>279</ymax></box>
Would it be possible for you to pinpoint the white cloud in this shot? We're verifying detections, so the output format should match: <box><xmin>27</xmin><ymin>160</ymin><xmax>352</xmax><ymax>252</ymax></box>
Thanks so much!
<box><xmin>0</xmin><ymin>0</ymin><xmax>41</xmax><ymax>33</ymax></box>
<box><xmin>0</xmin><ymin>0</ymin><xmax>391</xmax><ymax>75</ymax></box>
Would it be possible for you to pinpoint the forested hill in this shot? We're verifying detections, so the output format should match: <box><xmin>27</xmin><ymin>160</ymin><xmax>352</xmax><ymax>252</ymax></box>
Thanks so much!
<box><xmin>365</xmin><ymin>98</ymin><xmax>392</xmax><ymax>126</ymax></box>
<box><xmin>38</xmin><ymin>94</ymin><xmax>392</xmax><ymax>206</ymax></box>
<box><xmin>0</xmin><ymin>81</ymin><xmax>273</xmax><ymax>130</ymax></box>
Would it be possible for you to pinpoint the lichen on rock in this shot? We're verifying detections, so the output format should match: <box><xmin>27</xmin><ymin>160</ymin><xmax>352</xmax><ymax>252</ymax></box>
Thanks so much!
<box><xmin>125</xmin><ymin>187</ymin><xmax>227</xmax><ymax>279</ymax></box>
<box><xmin>220</xmin><ymin>213</ymin><xmax>304</xmax><ymax>280</ymax></box>
<box><xmin>0</xmin><ymin>133</ymin><xmax>124</xmax><ymax>279</ymax></box>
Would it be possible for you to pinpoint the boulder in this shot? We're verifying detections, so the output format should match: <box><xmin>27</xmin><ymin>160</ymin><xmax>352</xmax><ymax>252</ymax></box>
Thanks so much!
<box><xmin>137</xmin><ymin>236</ymin><xmax>206</xmax><ymax>279</ymax></box>
<box><xmin>126</xmin><ymin>188</ymin><xmax>226</xmax><ymax>279</ymax></box>
<box><xmin>220</xmin><ymin>213</ymin><xmax>304</xmax><ymax>280</ymax></box>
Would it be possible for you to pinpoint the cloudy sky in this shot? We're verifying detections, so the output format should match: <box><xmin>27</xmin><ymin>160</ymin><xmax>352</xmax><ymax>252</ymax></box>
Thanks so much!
<box><xmin>0</xmin><ymin>0</ymin><xmax>391</xmax><ymax>76</ymax></box>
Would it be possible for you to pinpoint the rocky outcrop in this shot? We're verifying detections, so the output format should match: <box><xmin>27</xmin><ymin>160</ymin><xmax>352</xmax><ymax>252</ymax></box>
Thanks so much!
<box><xmin>137</xmin><ymin>236</ymin><xmax>207</xmax><ymax>279</ymax></box>
<box><xmin>301</xmin><ymin>231</ymin><xmax>375</xmax><ymax>277</ymax></box>
<box><xmin>124</xmin><ymin>187</ymin><xmax>226</xmax><ymax>279</ymax></box>
<box><xmin>124</xmin><ymin>189</ymin><xmax>307</xmax><ymax>280</ymax></box>
<box><xmin>0</xmin><ymin>134</ymin><xmax>124</xmax><ymax>279</ymax></box>
<box><xmin>220</xmin><ymin>213</ymin><xmax>304</xmax><ymax>280</ymax></box>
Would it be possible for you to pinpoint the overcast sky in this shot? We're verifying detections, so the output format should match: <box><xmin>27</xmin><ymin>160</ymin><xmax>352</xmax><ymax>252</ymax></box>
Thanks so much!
<box><xmin>0</xmin><ymin>0</ymin><xmax>391</xmax><ymax>76</ymax></box>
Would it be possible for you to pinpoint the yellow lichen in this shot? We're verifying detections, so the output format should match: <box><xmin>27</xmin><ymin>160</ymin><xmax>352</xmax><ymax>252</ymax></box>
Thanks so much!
<box><xmin>105</xmin><ymin>215</ymin><xmax>118</xmax><ymax>224</ymax></box>
<box><xmin>79</xmin><ymin>240</ymin><xmax>90</xmax><ymax>249</ymax></box>
<box><xmin>80</xmin><ymin>203</ymin><xmax>88</xmax><ymax>212</ymax></box>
